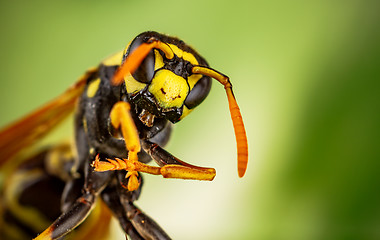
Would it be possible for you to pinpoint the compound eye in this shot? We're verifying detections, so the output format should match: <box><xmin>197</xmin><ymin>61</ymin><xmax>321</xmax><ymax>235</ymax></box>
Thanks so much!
<box><xmin>184</xmin><ymin>76</ymin><xmax>212</xmax><ymax>109</ymax></box>
<box><xmin>125</xmin><ymin>40</ymin><xmax>155</xmax><ymax>83</ymax></box>
<box><xmin>132</xmin><ymin>50</ymin><xmax>155</xmax><ymax>83</ymax></box>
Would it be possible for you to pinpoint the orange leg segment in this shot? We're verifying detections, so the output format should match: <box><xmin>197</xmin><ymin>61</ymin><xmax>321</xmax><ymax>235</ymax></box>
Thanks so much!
<box><xmin>94</xmin><ymin>101</ymin><xmax>140</xmax><ymax>191</ymax></box>
<box><xmin>92</xmin><ymin>155</ymin><xmax>216</xmax><ymax>181</ymax></box>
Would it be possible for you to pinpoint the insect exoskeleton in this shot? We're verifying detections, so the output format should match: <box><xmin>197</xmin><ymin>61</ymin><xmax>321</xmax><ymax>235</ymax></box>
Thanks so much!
<box><xmin>0</xmin><ymin>31</ymin><xmax>248</xmax><ymax>240</ymax></box>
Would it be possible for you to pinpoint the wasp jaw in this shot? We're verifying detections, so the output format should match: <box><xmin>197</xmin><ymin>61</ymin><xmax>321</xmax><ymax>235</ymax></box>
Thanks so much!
<box><xmin>139</xmin><ymin>109</ymin><xmax>155</xmax><ymax>127</ymax></box>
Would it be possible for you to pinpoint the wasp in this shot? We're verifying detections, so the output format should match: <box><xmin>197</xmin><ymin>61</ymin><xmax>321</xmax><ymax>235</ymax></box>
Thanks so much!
<box><xmin>0</xmin><ymin>31</ymin><xmax>248</xmax><ymax>240</ymax></box>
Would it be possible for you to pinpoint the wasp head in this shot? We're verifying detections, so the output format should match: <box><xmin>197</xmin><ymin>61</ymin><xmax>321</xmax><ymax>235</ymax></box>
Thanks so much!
<box><xmin>119</xmin><ymin>31</ymin><xmax>212</xmax><ymax>126</ymax></box>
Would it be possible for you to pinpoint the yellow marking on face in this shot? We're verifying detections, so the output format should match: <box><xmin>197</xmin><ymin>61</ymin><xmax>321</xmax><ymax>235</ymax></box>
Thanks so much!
<box><xmin>86</xmin><ymin>78</ymin><xmax>101</xmax><ymax>98</ymax></box>
<box><xmin>148</xmin><ymin>69</ymin><xmax>189</xmax><ymax>109</ymax></box>
<box><xmin>168</xmin><ymin>44</ymin><xmax>199</xmax><ymax>65</ymax></box>
<box><xmin>182</xmin><ymin>51</ymin><xmax>199</xmax><ymax>65</ymax></box>
<box><xmin>154</xmin><ymin>49</ymin><xmax>164</xmax><ymax>70</ymax></box>
<box><xmin>180</xmin><ymin>105</ymin><xmax>193</xmax><ymax>120</ymax></box>
<box><xmin>188</xmin><ymin>74</ymin><xmax>202</xmax><ymax>89</ymax></box>
<box><xmin>168</xmin><ymin>44</ymin><xmax>183</xmax><ymax>58</ymax></box>
<box><xmin>102</xmin><ymin>51</ymin><xmax>123</xmax><ymax>66</ymax></box>
<box><xmin>125</xmin><ymin>74</ymin><xmax>147</xmax><ymax>94</ymax></box>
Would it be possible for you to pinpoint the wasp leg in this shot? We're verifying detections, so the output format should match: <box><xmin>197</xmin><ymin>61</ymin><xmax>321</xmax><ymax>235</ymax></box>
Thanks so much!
<box><xmin>60</xmin><ymin>177</ymin><xmax>84</xmax><ymax>213</ymax></box>
<box><xmin>101</xmin><ymin>173</ymin><xmax>143</xmax><ymax>240</ymax></box>
<box><xmin>34</xmin><ymin>169</ymin><xmax>112</xmax><ymax>240</ymax></box>
<box><xmin>92</xmin><ymin>101</ymin><xmax>141</xmax><ymax>191</ymax></box>
<box><xmin>124</xmin><ymin>201</ymin><xmax>171</xmax><ymax>240</ymax></box>
<box><xmin>101</xmin><ymin>172</ymin><xmax>171</xmax><ymax>240</ymax></box>
<box><xmin>92</xmin><ymin>152</ymin><xmax>216</xmax><ymax>181</ymax></box>
<box><xmin>102</xmin><ymin>189</ymin><xmax>143</xmax><ymax>240</ymax></box>
<box><xmin>141</xmin><ymin>140</ymin><xmax>216</xmax><ymax>181</ymax></box>
<box><xmin>33</xmin><ymin>192</ymin><xmax>95</xmax><ymax>240</ymax></box>
<box><xmin>116</xmin><ymin>172</ymin><xmax>171</xmax><ymax>240</ymax></box>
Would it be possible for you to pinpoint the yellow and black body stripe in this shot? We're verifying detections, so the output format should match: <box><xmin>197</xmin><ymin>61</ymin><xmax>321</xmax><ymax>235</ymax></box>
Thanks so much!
<box><xmin>0</xmin><ymin>144</ymin><xmax>111</xmax><ymax>240</ymax></box>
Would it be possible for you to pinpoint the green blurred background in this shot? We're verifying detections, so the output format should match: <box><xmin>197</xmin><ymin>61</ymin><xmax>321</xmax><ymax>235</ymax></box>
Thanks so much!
<box><xmin>1</xmin><ymin>0</ymin><xmax>379</xmax><ymax>239</ymax></box>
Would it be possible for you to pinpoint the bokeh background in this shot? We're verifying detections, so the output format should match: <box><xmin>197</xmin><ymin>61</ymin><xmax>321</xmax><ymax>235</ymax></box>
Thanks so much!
<box><xmin>1</xmin><ymin>0</ymin><xmax>379</xmax><ymax>239</ymax></box>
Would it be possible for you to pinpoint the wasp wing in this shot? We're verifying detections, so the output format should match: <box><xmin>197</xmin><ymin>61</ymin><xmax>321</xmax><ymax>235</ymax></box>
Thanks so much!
<box><xmin>0</xmin><ymin>68</ymin><xmax>97</xmax><ymax>166</ymax></box>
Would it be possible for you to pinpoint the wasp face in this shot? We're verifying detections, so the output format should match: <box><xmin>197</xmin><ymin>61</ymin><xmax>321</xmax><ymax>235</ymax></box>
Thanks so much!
<box><xmin>122</xmin><ymin>32</ymin><xmax>212</xmax><ymax>126</ymax></box>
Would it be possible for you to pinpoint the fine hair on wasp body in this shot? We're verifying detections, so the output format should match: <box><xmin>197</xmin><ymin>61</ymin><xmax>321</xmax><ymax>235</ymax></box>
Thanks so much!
<box><xmin>0</xmin><ymin>31</ymin><xmax>248</xmax><ymax>240</ymax></box>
